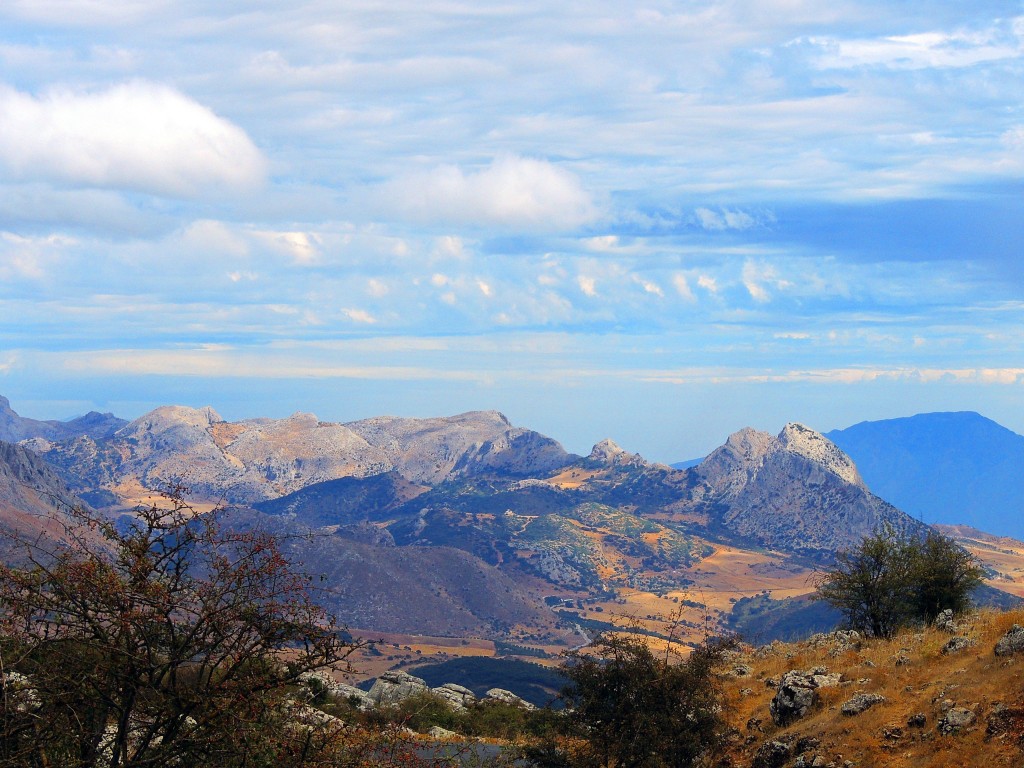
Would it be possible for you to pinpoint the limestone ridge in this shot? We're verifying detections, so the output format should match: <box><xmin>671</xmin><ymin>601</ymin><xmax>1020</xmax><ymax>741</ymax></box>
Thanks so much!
<box><xmin>778</xmin><ymin>423</ymin><xmax>864</xmax><ymax>488</ymax></box>
<box><xmin>35</xmin><ymin>405</ymin><xmax>575</xmax><ymax>506</ymax></box>
<box><xmin>697</xmin><ymin>423</ymin><xmax>917</xmax><ymax>554</ymax></box>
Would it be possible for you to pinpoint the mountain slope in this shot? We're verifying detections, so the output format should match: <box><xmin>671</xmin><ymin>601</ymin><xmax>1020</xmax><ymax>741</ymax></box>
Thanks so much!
<box><xmin>826</xmin><ymin>412</ymin><xmax>1024</xmax><ymax>539</ymax></box>
<box><xmin>0</xmin><ymin>440</ymin><xmax>89</xmax><ymax>561</ymax></box>
<box><xmin>220</xmin><ymin>508</ymin><xmax>570</xmax><ymax>640</ymax></box>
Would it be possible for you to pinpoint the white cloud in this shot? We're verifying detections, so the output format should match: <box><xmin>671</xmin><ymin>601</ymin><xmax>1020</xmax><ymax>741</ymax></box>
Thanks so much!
<box><xmin>633</xmin><ymin>276</ymin><xmax>663</xmax><ymax>297</ymax></box>
<box><xmin>181</xmin><ymin>220</ymin><xmax>249</xmax><ymax>258</ymax></box>
<box><xmin>0</xmin><ymin>81</ymin><xmax>266</xmax><ymax>197</ymax></box>
<box><xmin>808</xmin><ymin>23</ymin><xmax>1024</xmax><ymax>70</ymax></box>
<box><xmin>0</xmin><ymin>231</ymin><xmax>74</xmax><ymax>280</ymax></box>
<box><xmin>3</xmin><ymin>1</ymin><xmax>168</xmax><ymax>25</ymax></box>
<box><xmin>380</xmin><ymin>155</ymin><xmax>598</xmax><ymax>231</ymax></box>
<box><xmin>742</xmin><ymin>261</ymin><xmax>791</xmax><ymax>303</ymax></box>
<box><xmin>341</xmin><ymin>308</ymin><xmax>376</xmax><ymax>324</ymax></box>
<box><xmin>251</xmin><ymin>230</ymin><xmax>322</xmax><ymax>265</ymax></box>
<box><xmin>695</xmin><ymin>207</ymin><xmax>758</xmax><ymax>231</ymax></box>
<box><xmin>432</xmin><ymin>235</ymin><xmax>467</xmax><ymax>260</ymax></box>
<box><xmin>697</xmin><ymin>275</ymin><xmax>719</xmax><ymax>294</ymax></box>
<box><xmin>577</xmin><ymin>275</ymin><xmax>598</xmax><ymax>297</ymax></box>
<box><xmin>672</xmin><ymin>273</ymin><xmax>696</xmax><ymax>302</ymax></box>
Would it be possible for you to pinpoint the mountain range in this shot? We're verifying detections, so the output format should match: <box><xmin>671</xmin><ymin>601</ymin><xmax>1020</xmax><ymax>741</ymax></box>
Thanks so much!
<box><xmin>0</xmin><ymin>396</ymin><xmax>1021</xmax><ymax>657</ymax></box>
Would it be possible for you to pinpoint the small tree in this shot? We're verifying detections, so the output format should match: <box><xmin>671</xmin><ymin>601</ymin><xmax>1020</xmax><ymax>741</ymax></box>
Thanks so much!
<box><xmin>907</xmin><ymin>528</ymin><xmax>984</xmax><ymax>624</ymax></box>
<box><xmin>0</xmin><ymin>485</ymin><xmax>363</xmax><ymax>767</ymax></box>
<box><xmin>550</xmin><ymin>630</ymin><xmax>733</xmax><ymax>768</ymax></box>
<box><xmin>814</xmin><ymin>526</ymin><xmax>914</xmax><ymax>638</ymax></box>
<box><xmin>815</xmin><ymin>526</ymin><xmax>983</xmax><ymax>638</ymax></box>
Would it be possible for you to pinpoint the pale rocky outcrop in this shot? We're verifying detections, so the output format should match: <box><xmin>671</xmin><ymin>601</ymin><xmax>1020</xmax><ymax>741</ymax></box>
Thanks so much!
<box><xmin>368</xmin><ymin>671</ymin><xmax>430</xmax><ymax>708</ymax></box>
<box><xmin>485</xmin><ymin>688</ymin><xmax>536</xmax><ymax>709</ymax></box>
<box><xmin>697</xmin><ymin>423</ymin><xmax>921</xmax><ymax>554</ymax></box>
<box><xmin>428</xmin><ymin>725</ymin><xmax>460</xmax><ymax>740</ymax></box>
<box><xmin>432</xmin><ymin>683</ymin><xmax>476</xmax><ymax>710</ymax></box>
<box><xmin>935</xmin><ymin>608</ymin><xmax>958</xmax><ymax>633</ymax></box>
<box><xmin>297</xmin><ymin>671</ymin><xmax>375</xmax><ymax>710</ymax></box>
<box><xmin>941</xmin><ymin>636</ymin><xmax>974</xmax><ymax>655</ymax></box>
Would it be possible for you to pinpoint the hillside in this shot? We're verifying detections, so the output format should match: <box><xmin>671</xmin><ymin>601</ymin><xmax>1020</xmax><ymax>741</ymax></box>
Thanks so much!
<box><xmin>720</xmin><ymin>607</ymin><xmax>1024</xmax><ymax>768</ymax></box>
<box><xmin>0</xmin><ymin>440</ymin><xmax>89</xmax><ymax>560</ymax></box>
<box><xmin>826</xmin><ymin>412</ymin><xmax>1024</xmax><ymax>540</ymax></box>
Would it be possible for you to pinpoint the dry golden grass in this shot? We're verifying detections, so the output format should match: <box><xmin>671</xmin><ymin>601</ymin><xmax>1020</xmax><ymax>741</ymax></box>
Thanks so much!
<box><xmin>946</xmin><ymin>528</ymin><xmax>1024</xmax><ymax>599</ymax></box>
<box><xmin>721</xmin><ymin>607</ymin><xmax>1024</xmax><ymax>768</ymax></box>
<box><xmin>545</xmin><ymin>467</ymin><xmax>603</xmax><ymax>489</ymax></box>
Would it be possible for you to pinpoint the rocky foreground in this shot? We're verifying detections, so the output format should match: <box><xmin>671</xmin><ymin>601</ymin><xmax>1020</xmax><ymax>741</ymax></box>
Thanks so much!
<box><xmin>719</xmin><ymin>608</ymin><xmax>1024</xmax><ymax>768</ymax></box>
<box><xmin>269</xmin><ymin>608</ymin><xmax>1024</xmax><ymax>766</ymax></box>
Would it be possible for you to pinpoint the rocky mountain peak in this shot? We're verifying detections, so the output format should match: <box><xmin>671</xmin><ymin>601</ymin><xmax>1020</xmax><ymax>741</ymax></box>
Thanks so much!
<box><xmin>126</xmin><ymin>405</ymin><xmax>223</xmax><ymax>433</ymax></box>
<box><xmin>697</xmin><ymin>427</ymin><xmax>778</xmax><ymax>497</ymax></box>
<box><xmin>587</xmin><ymin>438</ymin><xmax>648</xmax><ymax>468</ymax></box>
<box><xmin>778</xmin><ymin>422</ymin><xmax>863</xmax><ymax>487</ymax></box>
<box><xmin>589</xmin><ymin>438</ymin><xmax>625</xmax><ymax>461</ymax></box>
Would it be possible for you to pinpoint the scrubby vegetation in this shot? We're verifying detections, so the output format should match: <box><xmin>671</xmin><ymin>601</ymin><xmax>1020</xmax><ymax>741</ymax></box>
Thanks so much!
<box><xmin>0</xmin><ymin>487</ymin><xmax>363</xmax><ymax>767</ymax></box>
<box><xmin>815</xmin><ymin>527</ymin><xmax>984</xmax><ymax>637</ymax></box>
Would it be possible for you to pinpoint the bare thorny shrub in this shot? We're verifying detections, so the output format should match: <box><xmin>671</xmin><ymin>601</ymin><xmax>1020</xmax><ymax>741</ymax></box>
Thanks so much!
<box><xmin>0</xmin><ymin>484</ymin><xmax>367</xmax><ymax>768</ymax></box>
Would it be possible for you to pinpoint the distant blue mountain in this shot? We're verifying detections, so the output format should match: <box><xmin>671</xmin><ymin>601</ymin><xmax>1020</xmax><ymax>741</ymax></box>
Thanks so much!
<box><xmin>669</xmin><ymin>457</ymin><xmax>704</xmax><ymax>470</ymax></box>
<box><xmin>825</xmin><ymin>412</ymin><xmax>1024</xmax><ymax>540</ymax></box>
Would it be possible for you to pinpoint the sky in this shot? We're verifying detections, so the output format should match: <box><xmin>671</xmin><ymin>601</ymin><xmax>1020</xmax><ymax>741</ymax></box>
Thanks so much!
<box><xmin>1</xmin><ymin>1</ymin><xmax>1023</xmax><ymax>462</ymax></box>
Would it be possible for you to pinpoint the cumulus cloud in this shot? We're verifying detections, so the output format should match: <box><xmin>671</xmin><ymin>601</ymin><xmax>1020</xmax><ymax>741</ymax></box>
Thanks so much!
<box><xmin>0</xmin><ymin>81</ymin><xmax>266</xmax><ymax>197</ymax></box>
<box><xmin>379</xmin><ymin>155</ymin><xmax>598</xmax><ymax>231</ymax></box>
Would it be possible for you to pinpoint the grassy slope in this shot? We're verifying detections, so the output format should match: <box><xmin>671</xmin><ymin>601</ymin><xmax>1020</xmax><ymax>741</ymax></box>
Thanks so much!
<box><xmin>722</xmin><ymin>607</ymin><xmax>1024</xmax><ymax>768</ymax></box>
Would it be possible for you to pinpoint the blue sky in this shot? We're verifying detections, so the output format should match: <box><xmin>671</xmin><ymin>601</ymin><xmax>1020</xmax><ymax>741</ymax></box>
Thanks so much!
<box><xmin>1</xmin><ymin>1</ymin><xmax>1023</xmax><ymax>461</ymax></box>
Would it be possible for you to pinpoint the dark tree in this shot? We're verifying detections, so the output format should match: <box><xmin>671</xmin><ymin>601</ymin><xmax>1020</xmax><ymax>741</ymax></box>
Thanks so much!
<box><xmin>551</xmin><ymin>630</ymin><xmax>733</xmax><ymax>768</ymax></box>
<box><xmin>0</xmin><ymin>485</ymin><xmax>363</xmax><ymax>767</ymax></box>
<box><xmin>815</xmin><ymin>525</ymin><xmax>983</xmax><ymax>638</ymax></box>
<box><xmin>906</xmin><ymin>528</ymin><xmax>984</xmax><ymax>624</ymax></box>
<box><xmin>814</xmin><ymin>526</ymin><xmax>913</xmax><ymax>638</ymax></box>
